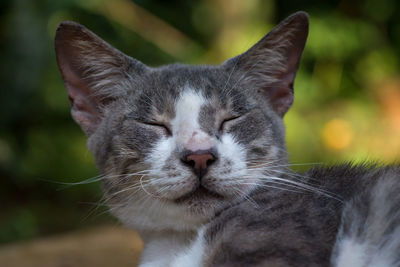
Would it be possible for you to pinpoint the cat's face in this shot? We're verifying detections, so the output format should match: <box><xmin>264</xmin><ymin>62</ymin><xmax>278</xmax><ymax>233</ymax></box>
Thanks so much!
<box><xmin>92</xmin><ymin>66</ymin><xmax>288</xmax><ymax>229</ymax></box>
<box><xmin>55</xmin><ymin>12</ymin><xmax>308</xmax><ymax>230</ymax></box>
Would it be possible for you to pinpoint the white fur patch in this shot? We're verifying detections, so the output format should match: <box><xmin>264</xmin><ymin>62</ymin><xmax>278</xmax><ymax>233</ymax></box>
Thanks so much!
<box><xmin>333</xmin><ymin>237</ymin><xmax>395</xmax><ymax>267</ymax></box>
<box><xmin>217</xmin><ymin>134</ymin><xmax>247</xmax><ymax>175</ymax></box>
<box><xmin>139</xmin><ymin>233</ymin><xmax>196</xmax><ymax>267</ymax></box>
<box><xmin>334</xmin><ymin>238</ymin><xmax>368</xmax><ymax>267</ymax></box>
<box><xmin>172</xmin><ymin>88</ymin><xmax>214</xmax><ymax>151</ymax></box>
<box><xmin>170</xmin><ymin>227</ymin><xmax>205</xmax><ymax>267</ymax></box>
<box><xmin>146</xmin><ymin>138</ymin><xmax>175</xmax><ymax>171</ymax></box>
<box><xmin>333</xmin><ymin>173</ymin><xmax>400</xmax><ymax>267</ymax></box>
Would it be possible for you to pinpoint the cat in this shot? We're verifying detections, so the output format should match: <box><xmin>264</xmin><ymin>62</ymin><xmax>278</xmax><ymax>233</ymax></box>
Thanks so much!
<box><xmin>54</xmin><ymin>11</ymin><xmax>400</xmax><ymax>266</ymax></box>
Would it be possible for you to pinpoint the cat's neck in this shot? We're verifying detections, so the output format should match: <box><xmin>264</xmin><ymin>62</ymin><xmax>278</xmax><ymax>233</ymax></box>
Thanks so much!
<box><xmin>138</xmin><ymin>228</ymin><xmax>196</xmax><ymax>267</ymax></box>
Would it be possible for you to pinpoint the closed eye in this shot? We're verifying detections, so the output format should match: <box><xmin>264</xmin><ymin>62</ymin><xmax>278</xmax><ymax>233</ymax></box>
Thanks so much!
<box><xmin>143</xmin><ymin>121</ymin><xmax>172</xmax><ymax>136</ymax></box>
<box><xmin>219</xmin><ymin>116</ymin><xmax>241</xmax><ymax>131</ymax></box>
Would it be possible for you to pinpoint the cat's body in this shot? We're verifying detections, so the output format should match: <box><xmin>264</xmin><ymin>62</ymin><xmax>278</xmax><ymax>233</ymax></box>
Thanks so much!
<box><xmin>54</xmin><ymin>12</ymin><xmax>400</xmax><ymax>266</ymax></box>
<box><xmin>172</xmin><ymin>164</ymin><xmax>400</xmax><ymax>266</ymax></box>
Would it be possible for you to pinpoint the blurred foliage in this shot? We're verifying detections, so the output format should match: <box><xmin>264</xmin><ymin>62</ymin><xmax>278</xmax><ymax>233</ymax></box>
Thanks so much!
<box><xmin>0</xmin><ymin>0</ymin><xmax>399</xmax><ymax>245</ymax></box>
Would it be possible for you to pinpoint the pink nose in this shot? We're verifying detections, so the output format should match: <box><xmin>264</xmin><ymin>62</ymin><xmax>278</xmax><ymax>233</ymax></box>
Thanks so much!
<box><xmin>182</xmin><ymin>151</ymin><xmax>216</xmax><ymax>179</ymax></box>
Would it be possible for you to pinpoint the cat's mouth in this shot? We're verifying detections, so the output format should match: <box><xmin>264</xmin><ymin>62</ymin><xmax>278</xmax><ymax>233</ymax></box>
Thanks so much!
<box><xmin>174</xmin><ymin>185</ymin><xmax>223</xmax><ymax>204</ymax></box>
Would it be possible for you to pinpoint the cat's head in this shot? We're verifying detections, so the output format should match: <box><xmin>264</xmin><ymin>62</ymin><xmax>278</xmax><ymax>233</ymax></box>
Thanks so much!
<box><xmin>55</xmin><ymin>12</ymin><xmax>308</xmax><ymax>231</ymax></box>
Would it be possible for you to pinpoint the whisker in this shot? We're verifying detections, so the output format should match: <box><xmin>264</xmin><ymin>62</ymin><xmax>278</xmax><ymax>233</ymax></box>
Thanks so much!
<box><xmin>237</xmin><ymin>173</ymin><xmax>342</xmax><ymax>202</ymax></box>
<box><xmin>140</xmin><ymin>174</ymin><xmax>162</xmax><ymax>199</ymax></box>
<box><xmin>234</xmin><ymin>187</ymin><xmax>260</xmax><ymax>209</ymax></box>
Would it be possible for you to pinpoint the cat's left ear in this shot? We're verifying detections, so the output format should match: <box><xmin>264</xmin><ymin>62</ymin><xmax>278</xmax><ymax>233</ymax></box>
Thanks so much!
<box><xmin>223</xmin><ymin>12</ymin><xmax>309</xmax><ymax>116</ymax></box>
<box><xmin>55</xmin><ymin>22</ymin><xmax>148</xmax><ymax>135</ymax></box>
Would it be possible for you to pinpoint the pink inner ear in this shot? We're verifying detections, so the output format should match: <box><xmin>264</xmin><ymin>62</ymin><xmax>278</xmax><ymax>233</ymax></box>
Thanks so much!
<box><xmin>62</xmin><ymin>64</ymin><xmax>101</xmax><ymax>135</ymax></box>
<box><xmin>266</xmin><ymin>70</ymin><xmax>296</xmax><ymax>116</ymax></box>
<box><xmin>269</xmin><ymin>85</ymin><xmax>293</xmax><ymax>116</ymax></box>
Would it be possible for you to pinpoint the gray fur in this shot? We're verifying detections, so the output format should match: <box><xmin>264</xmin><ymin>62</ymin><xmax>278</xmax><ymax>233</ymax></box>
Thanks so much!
<box><xmin>331</xmin><ymin>166</ymin><xmax>400</xmax><ymax>266</ymax></box>
<box><xmin>55</xmin><ymin>11</ymin><xmax>400</xmax><ymax>267</ymax></box>
<box><xmin>200</xmin><ymin>164</ymin><xmax>400</xmax><ymax>266</ymax></box>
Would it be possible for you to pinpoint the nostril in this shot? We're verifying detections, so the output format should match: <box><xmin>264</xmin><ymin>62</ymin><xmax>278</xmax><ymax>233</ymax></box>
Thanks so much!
<box><xmin>183</xmin><ymin>159</ymin><xmax>195</xmax><ymax>168</ymax></box>
<box><xmin>206</xmin><ymin>158</ymin><xmax>215</xmax><ymax>166</ymax></box>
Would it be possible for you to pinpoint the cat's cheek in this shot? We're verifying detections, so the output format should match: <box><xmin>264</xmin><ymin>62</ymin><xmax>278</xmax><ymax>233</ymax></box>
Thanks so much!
<box><xmin>216</xmin><ymin>134</ymin><xmax>247</xmax><ymax>166</ymax></box>
<box><xmin>144</xmin><ymin>137</ymin><xmax>175</xmax><ymax>170</ymax></box>
<box><xmin>206</xmin><ymin>134</ymin><xmax>249</xmax><ymax>198</ymax></box>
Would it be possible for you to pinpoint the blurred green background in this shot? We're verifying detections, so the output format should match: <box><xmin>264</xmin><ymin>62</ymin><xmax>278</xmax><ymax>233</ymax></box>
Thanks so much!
<box><xmin>1</xmin><ymin>0</ymin><xmax>399</xmax><ymax>245</ymax></box>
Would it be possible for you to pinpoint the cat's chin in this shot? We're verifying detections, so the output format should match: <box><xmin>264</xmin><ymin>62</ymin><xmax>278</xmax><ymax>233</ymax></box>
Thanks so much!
<box><xmin>173</xmin><ymin>185</ymin><xmax>225</xmax><ymax>214</ymax></box>
<box><xmin>174</xmin><ymin>185</ymin><xmax>223</xmax><ymax>203</ymax></box>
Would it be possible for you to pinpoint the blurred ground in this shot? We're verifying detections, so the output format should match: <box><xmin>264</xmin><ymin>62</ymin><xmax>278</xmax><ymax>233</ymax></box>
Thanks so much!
<box><xmin>0</xmin><ymin>226</ymin><xmax>143</xmax><ymax>267</ymax></box>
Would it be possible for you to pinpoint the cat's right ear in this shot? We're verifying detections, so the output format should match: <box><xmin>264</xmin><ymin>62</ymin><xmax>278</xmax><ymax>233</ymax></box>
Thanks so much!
<box><xmin>223</xmin><ymin>12</ymin><xmax>309</xmax><ymax>117</ymax></box>
<box><xmin>55</xmin><ymin>22</ymin><xmax>148</xmax><ymax>135</ymax></box>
